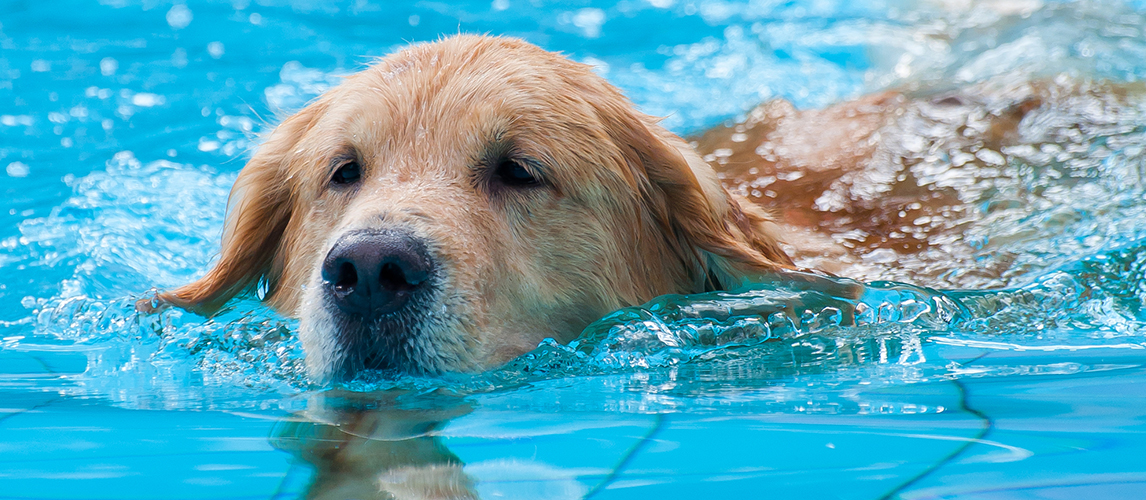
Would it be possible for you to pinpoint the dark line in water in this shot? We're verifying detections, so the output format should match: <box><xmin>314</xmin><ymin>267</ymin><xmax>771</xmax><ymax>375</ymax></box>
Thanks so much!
<box><xmin>876</xmin><ymin>352</ymin><xmax>994</xmax><ymax>500</ymax></box>
<box><xmin>28</xmin><ymin>354</ymin><xmax>56</xmax><ymax>375</ymax></box>
<box><xmin>0</xmin><ymin>355</ymin><xmax>61</xmax><ymax>426</ymax></box>
<box><xmin>0</xmin><ymin>398</ymin><xmax>61</xmax><ymax>426</ymax></box>
<box><xmin>583</xmin><ymin>413</ymin><xmax>667</xmax><ymax>499</ymax></box>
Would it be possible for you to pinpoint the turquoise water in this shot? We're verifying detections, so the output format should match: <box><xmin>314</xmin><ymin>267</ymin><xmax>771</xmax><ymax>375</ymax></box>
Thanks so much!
<box><xmin>4</xmin><ymin>0</ymin><xmax>1146</xmax><ymax>498</ymax></box>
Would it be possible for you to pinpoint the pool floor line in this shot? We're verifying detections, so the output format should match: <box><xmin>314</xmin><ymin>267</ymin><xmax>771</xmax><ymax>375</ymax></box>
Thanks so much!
<box><xmin>876</xmin><ymin>352</ymin><xmax>994</xmax><ymax>500</ymax></box>
<box><xmin>0</xmin><ymin>355</ymin><xmax>63</xmax><ymax>426</ymax></box>
<box><xmin>582</xmin><ymin>413</ymin><xmax>667</xmax><ymax>499</ymax></box>
<box><xmin>0</xmin><ymin>397</ymin><xmax>62</xmax><ymax>426</ymax></box>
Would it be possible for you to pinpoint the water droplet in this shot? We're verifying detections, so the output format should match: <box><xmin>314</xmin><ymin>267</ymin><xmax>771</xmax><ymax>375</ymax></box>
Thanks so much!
<box><xmin>207</xmin><ymin>41</ymin><xmax>225</xmax><ymax>59</ymax></box>
<box><xmin>6</xmin><ymin>161</ymin><xmax>29</xmax><ymax>178</ymax></box>
<box><xmin>100</xmin><ymin>57</ymin><xmax>118</xmax><ymax>76</ymax></box>
<box><xmin>166</xmin><ymin>4</ymin><xmax>193</xmax><ymax>29</ymax></box>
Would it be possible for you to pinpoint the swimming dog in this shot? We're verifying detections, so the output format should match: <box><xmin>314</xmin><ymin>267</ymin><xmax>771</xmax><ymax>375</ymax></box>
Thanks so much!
<box><xmin>142</xmin><ymin>35</ymin><xmax>793</xmax><ymax>382</ymax></box>
<box><xmin>141</xmin><ymin>35</ymin><xmax>1128</xmax><ymax>381</ymax></box>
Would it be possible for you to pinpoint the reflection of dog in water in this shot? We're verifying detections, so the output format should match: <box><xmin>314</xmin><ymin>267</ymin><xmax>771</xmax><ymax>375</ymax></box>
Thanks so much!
<box><xmin>271</xmin><ymin>392</ymin><xmax>477</xmax><ymax>500</ymax></box>
<box><xmin>141</xmin><ymin>35</ymin><xmax>1138</xmax><ymax>381</ymax></box>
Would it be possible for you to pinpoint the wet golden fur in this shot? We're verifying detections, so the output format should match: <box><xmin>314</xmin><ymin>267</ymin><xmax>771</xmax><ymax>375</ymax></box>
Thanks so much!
<box><xmin>146</xmin><ymin>35</ymin><xmax>793</xmax><ymax>380</ymax></box>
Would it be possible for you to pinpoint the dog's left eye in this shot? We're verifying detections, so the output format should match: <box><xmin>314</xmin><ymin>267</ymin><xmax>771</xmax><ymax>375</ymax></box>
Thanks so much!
<box><xmin>493</xmin><ymin>158</ymin><xmax>541</xmax><ymax>188</ymax></box>
<box><xmin>331</xmin><ymin>160</ymin><xmax>361</xmax><ymax>186</ymax></box>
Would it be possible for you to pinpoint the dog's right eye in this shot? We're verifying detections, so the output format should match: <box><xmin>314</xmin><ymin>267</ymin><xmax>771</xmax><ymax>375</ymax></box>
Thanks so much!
<box><xmin>494</xmin><ymin>158</ymin><xmax>541</xmax><ymax>188</ymax></box>
<box><xmin>331</xmin><ymin>160</ymin><xmax>361</xmax><ymax>186</ymax></box>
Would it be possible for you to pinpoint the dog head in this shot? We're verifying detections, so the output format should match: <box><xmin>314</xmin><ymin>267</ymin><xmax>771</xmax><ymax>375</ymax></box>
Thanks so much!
<box><xmin>147</xmin><ymin>35</ymin><xmax>792</xmax><ymax>381</ymax></box>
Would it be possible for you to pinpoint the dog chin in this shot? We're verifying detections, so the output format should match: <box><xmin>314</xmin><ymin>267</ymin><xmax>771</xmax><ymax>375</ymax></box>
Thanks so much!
<box><xmin>298</xmin><ymin>277</ymin><xmax>478</xmax><ymax>383</ymax></box>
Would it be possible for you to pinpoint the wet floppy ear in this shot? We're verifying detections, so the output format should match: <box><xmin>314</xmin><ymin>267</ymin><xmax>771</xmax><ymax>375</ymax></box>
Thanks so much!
<box><xmin>649</xmin><ymin>130</ymin><xmax>795</xmax><ymax>290</ymax></box>
<box><xmin>137</xmin><ymin>103</ymin><xmax>325</xmax><ymax>315</ymax></box>
<box><xmin>604</xmin><ymin>105</ymin><xmax>794</xmax><ymax>291</ymax></box>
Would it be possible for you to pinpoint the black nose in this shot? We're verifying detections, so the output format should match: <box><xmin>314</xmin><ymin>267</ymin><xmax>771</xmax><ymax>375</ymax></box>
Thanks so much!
<box><xmin>321</xmin><ymin>229</ymin><xmax>434</xmax><ymax>318</ymax></box>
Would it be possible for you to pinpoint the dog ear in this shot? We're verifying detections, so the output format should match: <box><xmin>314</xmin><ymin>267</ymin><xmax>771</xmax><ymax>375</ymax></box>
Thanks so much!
<box><xmin>595</xmin><ymin>97</ymin><xmax>794</xmax><ymax>292</ymax></box>
<box><xmin>138</xmin><ymin>103</ymin><xmax>326</xmax><ymax>316</ymax></box>
<box><xmin>646</xmin><ymin>129</ymin><xmax>795</xmax><ymax>291</ymax></box>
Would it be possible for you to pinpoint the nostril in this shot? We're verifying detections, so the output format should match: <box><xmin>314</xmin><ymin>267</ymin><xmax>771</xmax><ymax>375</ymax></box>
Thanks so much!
<box><xmin>321</xmin><ymin>229</ymin><xmax>435</xmax><ymax>317</ymax></box>
<box><xmin>334</xmin><ymin>261</ymin><xmax>358</xmax><ymax>294</ymax></box>
<box><xmin>379</xmin><ymin>262</ymin><xmax>414</xmax><ymax>292</ymax></box>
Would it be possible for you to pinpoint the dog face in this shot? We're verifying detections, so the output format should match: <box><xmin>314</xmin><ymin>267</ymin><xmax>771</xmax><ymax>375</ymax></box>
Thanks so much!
<box><xmin>151</xmin><ymin>36</ymin><xmax>791</xmax><ymax>381</ymax></box>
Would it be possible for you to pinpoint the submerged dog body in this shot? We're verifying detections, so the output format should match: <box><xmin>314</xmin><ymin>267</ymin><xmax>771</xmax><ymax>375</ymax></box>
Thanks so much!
<box><xmin>692</xmin><ymin>77</ymin><xmax>1141</xmax><ymax>284</ymax></box>
<box><xmin>150</xmin><ymin>35</ymin><xmax>792</xmax><ymax>381</ymax></box>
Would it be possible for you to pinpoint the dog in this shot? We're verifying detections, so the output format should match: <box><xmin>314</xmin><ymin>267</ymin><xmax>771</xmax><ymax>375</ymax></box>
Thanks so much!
<box><xmin>141</xmin><ymin>34</ymin><xmax>1132</xmax><ymax>382</ymax></box>
<box><xmin>141</xmin><ymin>35</ymin><xmax>794</xmax><ymax>382</ymax></box>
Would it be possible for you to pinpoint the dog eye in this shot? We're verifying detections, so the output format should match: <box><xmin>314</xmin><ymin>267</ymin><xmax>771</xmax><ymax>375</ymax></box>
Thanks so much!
<box><xmin>493</xmin><ymin>158</ymin><xmax>540</xmax><ymax>188</ymax></box>
<box><xmin>331</xmin><ymin>160</ymin><xmax>361</xmax><ymax>186</ymax></box>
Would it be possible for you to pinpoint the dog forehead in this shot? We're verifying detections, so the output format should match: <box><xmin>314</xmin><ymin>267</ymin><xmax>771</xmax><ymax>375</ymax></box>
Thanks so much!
<box><xmin>347</xmin><ymin>37</ymin><xmax>607</xmax><ymax>131</ymax></box>
<box><xmin>290</xmin><ymin>36</ymin><xmax>644</xmax><ymax>194</ymax></box>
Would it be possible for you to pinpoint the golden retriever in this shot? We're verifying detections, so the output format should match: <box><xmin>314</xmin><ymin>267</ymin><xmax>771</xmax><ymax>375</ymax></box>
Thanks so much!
<box><xmin>141</xmin><ymin>34</ymin><xmax>1127</xmax><ymax>382</ymax></box>
<box><xmin>142</xmin><ymin>35</ymin><xmax>793</xmax><ymax>382</ymax></box>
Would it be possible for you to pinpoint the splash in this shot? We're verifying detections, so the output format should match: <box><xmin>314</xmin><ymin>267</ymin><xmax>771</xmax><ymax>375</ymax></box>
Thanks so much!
<box><xmin>7</xmin><ymin>0</ymin><xmax>1146</xmax><ymax>415</ymax></box>
<box><xmin>10</xmin><ymin>151</ymin><xmax>310</xmax><ymax>410</ymax></box>
<box><xmin>14</xmin><ymin>145</ymin><xmax>1146</xmax><ymax>411</ymax></box>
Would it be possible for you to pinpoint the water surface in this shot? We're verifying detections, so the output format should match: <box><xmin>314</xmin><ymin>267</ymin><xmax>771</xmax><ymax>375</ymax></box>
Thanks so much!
<box><xmin>3</xmin><ymin>0</ymin><xmax>1146</xmax><ymax>498</ymax></box>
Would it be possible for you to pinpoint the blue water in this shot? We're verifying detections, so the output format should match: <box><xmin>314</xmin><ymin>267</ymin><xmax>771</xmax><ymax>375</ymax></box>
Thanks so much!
<box><xmin>4</xmin><ymin>0</ymin><xmax>1146</xmax><ymax>498</ymax></box>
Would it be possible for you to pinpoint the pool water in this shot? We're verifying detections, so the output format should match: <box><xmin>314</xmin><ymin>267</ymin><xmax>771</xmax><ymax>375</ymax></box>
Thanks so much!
<box><xmin>4</xmin><ymin>0</ymin><xmax>1146</xmax><ymax>498</ymax></box>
